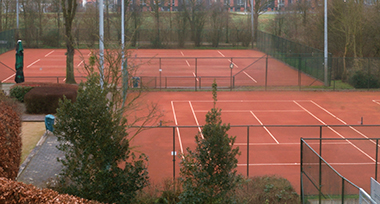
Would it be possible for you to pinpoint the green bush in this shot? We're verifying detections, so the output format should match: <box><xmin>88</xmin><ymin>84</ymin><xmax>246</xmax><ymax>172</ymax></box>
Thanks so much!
<box><xmin>24</xmin><ymin>86</ymin><xmax>77</xmax><ymax>114</ymax></box>
<box><xmin>236</xmin><ymin>176</ymin><xmax>299</xmax><ymax>204</ymax></box>
<box><xmin>10</xmin><ymin>86</ymin><xmax>34</xmax><ymax>102</ymax></box>
<box><xmin>349</xmin><ymin>70</ymin><xmax>380</xmax><ymax>89</ymax></box>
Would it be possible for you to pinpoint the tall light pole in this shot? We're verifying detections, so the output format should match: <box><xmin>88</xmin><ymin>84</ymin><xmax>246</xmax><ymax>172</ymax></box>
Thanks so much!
<box><xmin>16</xmin><ymin>0</ymin><xmax>19</xmax><ymax>29</ymax></box>
<box><xmin>99</xmin><ymin>0</ymin><xmax>104</xmax><ymax>88</ymax></box>
<box><xmin>324</xmin><ymin>0</ymin><xmax>328</xmax><ymax>86</ymax></box>
<box><xmin>250</xmin><ymin>0</ymin><xmax>254</xmax><ymax>48</ymax></box>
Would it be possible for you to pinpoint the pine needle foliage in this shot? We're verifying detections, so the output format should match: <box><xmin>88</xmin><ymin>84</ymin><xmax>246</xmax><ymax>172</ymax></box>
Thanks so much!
<box><xmin>54</xmin><ymin>74</ymin><xmax>149</xmax><ymax>204</ymax></box>
<box><xmin>179</xmin><ymin>81</ymin><xmax>242</xmax><ymax>204</ymax></box>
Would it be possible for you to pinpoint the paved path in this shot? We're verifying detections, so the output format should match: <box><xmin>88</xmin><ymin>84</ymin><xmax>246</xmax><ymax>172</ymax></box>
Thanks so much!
<box><xmin>17</xmin><ymin>132</ymin><xmax>64</xmax><ymax>189</ymax></box>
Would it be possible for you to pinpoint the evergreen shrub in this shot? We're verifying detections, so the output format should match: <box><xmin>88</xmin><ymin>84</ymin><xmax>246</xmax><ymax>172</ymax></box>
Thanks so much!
<box><xmin>10</xmin><ymin>85</ymin><xmax>34</xmax><ymax>102</ymax></box>
<box><xmin>349</xmin><ymin>70</ymin><xmax>380</xmax><ymax>89</ymax></box>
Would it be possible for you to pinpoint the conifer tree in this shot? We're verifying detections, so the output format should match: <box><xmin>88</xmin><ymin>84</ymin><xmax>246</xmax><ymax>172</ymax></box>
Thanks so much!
<box><xmin>179</xmin><ymin>81</ymin><xmax>242</xmax><ymax>204</ymax></box>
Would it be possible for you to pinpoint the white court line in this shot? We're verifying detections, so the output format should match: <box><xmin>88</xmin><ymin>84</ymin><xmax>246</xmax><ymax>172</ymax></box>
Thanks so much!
<box><xmin>250</xmin><ymin>111</ymin><xmax>279</xmax><ymax>144</ymax></box>
<box><xmin>217</xmin><ymin>50</ymin><xmax>225</xmax><ymax>57</ymax></box>
<box><xmin>373</xmin><ymin>100</ymin><xmax>380</xmax><ymax>105</ymax></box>
<box><xmin>44</xmin><ymin>50</ymin><xmax>55</xmax><ymax>57</ymax></box>
<box><xmin>195</xmin><ymin>110</ymin><xmax>303</xmax><ymax>113</ymax></box>
<box><xmin>171</xmin><ymin>101</ymin><xmax>184</xmax><ymax>155</ymax></box>
<box><xmin>77</xmin><ymin>60</ymin><xmax>84</xmax><ymax>67</ymax></box>
<box><xmin>180</xmin><ymin>51</ymin><xmax>185</xmax><ymax>56</ymax></box>
<box><xmin>2</xmin><ymin>59</ymin><xmax>41</xmax><ymax>83</ymax></box>
<box><xmin>243</xmin><ymin>71</ymin><xmax>257</xmax><ymax>83</ymax></box>
<box><xmin>238</xmin><ymin>162</ymin><xmax>376</xmax><ymax>166</ymax></box>
<box><xmin>235</xmin><ymin>141</ymin><xmax>350</xmax><ymax>146</ymax></box>
<box><xmin>192</xmin><ymin>72</ymin><xmax>199</xmax><ymax>81</ymax></box>
<box><xmin>310</xmin><ymin>100</ymin><xmax>373</xmax><ymax>142</ymax></box>
<box><xmin>293</xmin><ymin>100</ymin><xmax>376</xmax><ymax>162</ymax></box>
<box><xmin>189</xmin><ymin>101</ymin><xmax>204</xmax><ymax>139</ymax></box>
<box><xmin>186</xmin><ymin>60</ymin><xmax>190</xmax><ymax>67</ymax></box>
<box><xmin>172</xmin><ymin>100</ymin><xmax>312</xmax><ymax>103</ymax></box>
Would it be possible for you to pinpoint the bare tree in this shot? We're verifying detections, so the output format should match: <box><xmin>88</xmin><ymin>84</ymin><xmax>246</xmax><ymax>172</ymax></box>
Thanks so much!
<box><xmin>61</xmin><ymin>0</ymin><xmax>78</xmax><ymax>84</ymax></box>
<box><xmin>251</xmin><ymin>0</ymin><xmax>270</xmax><ymax>44</ymax></box>
<box><xmin>181</xmin><ymin>0</ymin><xmax>207</xmax><ymax>47</ymax></box>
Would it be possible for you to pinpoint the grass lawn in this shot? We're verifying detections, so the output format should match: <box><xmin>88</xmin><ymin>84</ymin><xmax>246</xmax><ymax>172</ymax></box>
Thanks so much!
<box><xmin>21</xmin><ymin>122</ymin><xmax>46</xmax><ymax>163</ymax></box>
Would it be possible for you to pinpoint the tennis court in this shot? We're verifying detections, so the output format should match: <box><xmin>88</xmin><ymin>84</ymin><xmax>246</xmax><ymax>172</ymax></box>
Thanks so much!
<box><xmin>128</xmin><ymin>91</ymin><xmax>380</xmax><ymax>193</ymax></box>
<box><xmin>0</xmin><ymin>49</ymin><xmax>323</xmax><ymax>88</ymax></box>
<box><xmin>1</xmin><ymin>49</ymin><xmax>379</xmax><ymax>195</ymax></box>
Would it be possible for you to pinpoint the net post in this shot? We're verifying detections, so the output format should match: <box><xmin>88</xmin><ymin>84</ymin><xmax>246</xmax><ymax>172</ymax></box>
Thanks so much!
<box><xmin>376</xmin><ymin>139</ymin><xmax>379</xmax><ymax>181</ymax></box>
<box><xmin>247</xmin><ymin>126</ymin><xmax>249</xmax><ymax>178</ymax></box>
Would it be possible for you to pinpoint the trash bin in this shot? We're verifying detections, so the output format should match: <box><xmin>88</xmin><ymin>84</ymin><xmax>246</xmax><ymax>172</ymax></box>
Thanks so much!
<box><xmin>132</xmin><ymin>77</ymin><xmax>140</xmax><ymax>88</ymax></box>
<box><xmin>45</xmin><ymin>114</ymin><xmax>55</xmax><ymax>132</ymax></box>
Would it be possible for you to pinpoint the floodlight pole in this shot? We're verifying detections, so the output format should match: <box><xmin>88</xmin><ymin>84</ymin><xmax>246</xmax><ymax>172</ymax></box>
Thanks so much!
<box><xmin>250</xmin><ymin>0</ymin><xmax>254</xmax><ymax>48</ymax></box>
<box><xmin>16</xmin><ymin>0</ymin><xmax>19</xmax><ymax>29</ymax></box>
<box><xmin>121</xmin><ymin>0</ymin><xmax>127</xmax><ymax>99</ymax></box>
<box><xmin>324</xmin><ymin>0</ymin><xmax>328</xmax><ymax>86</ymax></box>
<box><xmin>99</xmin><ymin>0</ymin><xmax>104</xmax><ymax>88</ymax></box>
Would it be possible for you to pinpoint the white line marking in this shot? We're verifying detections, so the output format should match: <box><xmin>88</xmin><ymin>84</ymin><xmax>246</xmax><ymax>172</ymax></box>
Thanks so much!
<box><xmin>44</xmin><ymin>50</ymin><xmax>55</xmax><ymax>57</ymax></box>
<box><xmin>373</xmin><ymin>100</ymin><xmax>380</xmax><ymax>105</ymax></box>
<box><xmin>172</xmin><ymin>100</ymin><xmax>312</xmax><ymax>103</ymax></box>
<box><xmin>180</xmin><ymin>51</ymin><xmax>185</xmax><ymax>56</ymax></box>
<box><xmin>1</xmin><ymin>74</ymin><xmax>15</xmax><ymax>83</ymax></box>
<box><xmin>192</xmin><ymin>72</ymin><xmax>199</xmax><ymax>81</ymax></box>
<box><xmin>217</xmin><ymin>50</ymin><xmax>225</xmax><ymax>57</ymax></box>
<box><xmin>171</xmin><ymin>101</ymin><xmax>184</xmax><ymax>155</ymax></box>
<box><xmin>195</xmin><ymin>110</ymin><xmax>304</xmax><ymax>113</ymax></box>
<box><xmin>293</xmin><ymin>101</ymin><xmax>376</xmax><ymax>162</ymax></box>
<box><xmin>237</xmin><ymin>162</ymin><xmax>377</xmax><ymax>166</ymax></box>
<box><xmin>310</xmin><ymin>100</ymin><xmax>373</xmax><ymax>142</ymax></box>
<box><xmin>77</xmin><ymin>60</ymin><xmax>84</xmax><ymax>67</ymax></box>
<box><xmin>243</xmin><ymin>71</ymin><xmax>257</xmax><ymax>83</ymax></box>
<box><xmin>27</xmin><ymin>59</ymin><xmax>40</xmax><ymax>68</ymax></box>
<box><xmin>186</xmin><ymin>60</ymin><xmax>190</xmax><ymax>67</ymax></box>
<box><xmin>63</xmin><ymin>78</ymin><xmax>66</xmax><ymax>82</ymax></box>
<box><xmin>235</xmin><ymin>142</ymin><xmax>350</xmax><ymax>146</ymax></box>
<box><xmin>2</xmin><ymin>59</ymin><xmax>41</xmax><ymax>83</ymax></box>
<box><xmin>250</xmin><ymin>111</ymin><xmax>279</xmax><ymax>144</ymax></box>
<box><xmin>189</xmin><ymin>101</ymin><xmax>204</xmax><ymax>139</ymax></box>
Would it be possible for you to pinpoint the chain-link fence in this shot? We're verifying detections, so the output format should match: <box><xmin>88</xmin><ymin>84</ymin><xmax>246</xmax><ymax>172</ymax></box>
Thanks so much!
<box><xmin>301</xmin><ymin>137</ymin><xmax>380</xmax><ymax>204</ymax></box>
<box><xmin>0</xmin><ymin>29</ymin><xmax>16</xmax><ymax>55</ymax></box>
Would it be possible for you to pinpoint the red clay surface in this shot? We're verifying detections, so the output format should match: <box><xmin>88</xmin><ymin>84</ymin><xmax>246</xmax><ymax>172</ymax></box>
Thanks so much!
<box><xmin>2</xmin><ymin>49</ymin><xmax>377</xmax><ymax>194</ymax></box>
<box><xmin>0</xmin><ymin>49</ymin><xmax>322</xmax><ymax>87</ymax></box>
<box><xmin>130</xmin><ymin>91</ymin><xmax>380</xmax><ymax>193</ymax></box>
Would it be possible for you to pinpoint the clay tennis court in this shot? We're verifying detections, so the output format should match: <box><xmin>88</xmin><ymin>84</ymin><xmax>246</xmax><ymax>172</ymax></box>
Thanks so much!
<box><xmin>1</xmin><ymin>49</ymin><xmax>379</xmax><ymax>194</ymax></box>
<box><xmin>0</xmin><ymin>49</ymin><xmax>323</xmax><ymax>88</ymax></box>
<box><xmin>129</xmin><ymin>91</ymin><xmax>380</xmax><ymax>193</ymax></box>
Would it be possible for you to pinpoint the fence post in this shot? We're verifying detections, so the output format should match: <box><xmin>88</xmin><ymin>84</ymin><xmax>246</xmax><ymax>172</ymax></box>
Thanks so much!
<box><xmin>195</xmin><ymin>58</ymin><xmax>197</xmax><ymax>91</ymax></box>
<box><xmin>247</xmin><ymin>126</ymin><xmax>249</xmax><ymax>178</ymax></box>
<box><xmin>341</xmin><ymin>178</ymin><xmax>345</xmax><ymax>204</ymax></box>
<box><xmin>159</xmin><ymin>58</ymin><xmax>162</xmax><ymax>91</ymax></box>
<box><xmin>376</xmin><ymin>139</ymin><xmax>378</xmax><ymax>181</ymax></box>
<box><xmin>300</xmin><ymin>138</ymin><xmax>304</xmax><ymax>204</ymax></box>
<box><xmin>319</xmin><ymin>126</ymin><xmax>323</xmax><ymax>204</ymax></box>
<box><xmin>173</xmin><ymin>127</ymin><xmax>176</xmax><ymax>191</ymax></box>
<box><xmin>265</xmin><ymin>55</ymin><xmax>268</xmax><ymax>91</ymax></box>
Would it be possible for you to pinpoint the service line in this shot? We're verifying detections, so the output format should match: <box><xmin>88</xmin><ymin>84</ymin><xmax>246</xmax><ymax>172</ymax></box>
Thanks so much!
<box><xmin>243</xmin><ymin>71</ymin><xmax>257</xmax><ymax>83</ymax></box>
<box><xmin>293</xmin><ymin>100</ymin><xmax>376</xmax><ymax>162</ymax></box>
<box><xmin>189</xmin><ymin>101</ymin><xmax>204</xmax><ymax>139</ymax></box>
<box><xmin>44</xmin><ymin>50</ymin><xmax>55</xmax><ymax>57</ymax></box>
<box><xmin>2</xmin><ymin>59</ymin><xmax>41</xmax><ymax>83</ymax></box>
<box><xmin>250</xmin><ymin>111</ymin><xmax>279</xmax><ymax>144</ymax></box>
<box><xmin>171</xmin><ymin>101</ymin><xmax>184</xmax><ymax>155</ymax></box>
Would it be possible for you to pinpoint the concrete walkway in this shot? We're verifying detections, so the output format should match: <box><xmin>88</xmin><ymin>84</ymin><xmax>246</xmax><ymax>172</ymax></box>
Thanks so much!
<box><xmin>2</xmin><ymin>83</ymin><xmax>65</xmax><ymax>189</ymax></box>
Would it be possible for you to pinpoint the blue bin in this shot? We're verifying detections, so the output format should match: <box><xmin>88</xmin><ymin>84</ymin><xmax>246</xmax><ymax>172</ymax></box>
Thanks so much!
<box><xmin>45</xmin><ymin>114</ymin><xmax>55</xmax><ymax>132</ymax></box>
